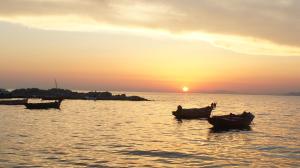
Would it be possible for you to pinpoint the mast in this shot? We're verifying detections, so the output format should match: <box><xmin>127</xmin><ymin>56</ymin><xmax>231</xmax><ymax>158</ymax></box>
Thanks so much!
<box><xmin>54</xmin><ymin>78</ymin><xmax>60</xmax><ymax>100</ymax></box>
<box><xmin>54</xmin><ymin>78</ymin><xmax>58</xmax><ymax>89</ymax></box>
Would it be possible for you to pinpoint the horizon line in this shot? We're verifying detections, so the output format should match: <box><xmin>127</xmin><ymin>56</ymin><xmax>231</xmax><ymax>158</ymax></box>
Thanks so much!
<box><xmin>1</xmin><ymin>87</ymin><xmax>299</xmax><ymax>96</ymax></box>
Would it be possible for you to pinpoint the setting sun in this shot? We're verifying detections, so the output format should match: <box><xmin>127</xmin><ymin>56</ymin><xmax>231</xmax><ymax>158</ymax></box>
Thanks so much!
<box><xmin>182</xmin><ymin>86</ymin><xmax>189</xmax><ymax>92</ymax></box>
<box><xmin>1</xmin><ymin>1</ymin><xmax>300</xmax><ymax>167</ymax></box>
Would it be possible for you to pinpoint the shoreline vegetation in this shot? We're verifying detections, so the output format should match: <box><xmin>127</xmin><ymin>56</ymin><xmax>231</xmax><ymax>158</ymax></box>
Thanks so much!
<box><xmin>0</xmin><ymin>88</ymin><xmax>149</xmax><ymax>101</ymax></box>
<box><xmin>0</xmin><ymin>88</ymin><xmax>299</xmax><ymax>100</ymax></box>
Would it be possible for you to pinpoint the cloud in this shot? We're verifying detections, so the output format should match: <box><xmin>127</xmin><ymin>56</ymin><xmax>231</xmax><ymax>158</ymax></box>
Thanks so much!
<box><xmin>0</xmin><ymin>0</ymin><xmax>300</xmax><ymax>56</ymax></box>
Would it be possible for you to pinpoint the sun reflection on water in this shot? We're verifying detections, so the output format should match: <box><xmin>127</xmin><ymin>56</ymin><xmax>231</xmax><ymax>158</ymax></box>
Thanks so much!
<box><xmin>0</xmin><ymin>93</ymin><xmax>300</xmax><ymax>167</ymax></box>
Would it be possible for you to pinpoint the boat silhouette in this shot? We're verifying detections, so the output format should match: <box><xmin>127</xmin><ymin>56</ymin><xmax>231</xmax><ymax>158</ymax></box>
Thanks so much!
<box><xmin>25</xmin><ymin>99</ymin><xmax>63</xmax><ymax>109</ymax></box>
<box><xmin>172</xmin><ymin>103</ymin><xmax>216</xmax><ymax>119</ymax></box>
<box><xmin>208</xmin><ymin>112</ymin><xmax>255</xmax><ymax>129</ymax></box>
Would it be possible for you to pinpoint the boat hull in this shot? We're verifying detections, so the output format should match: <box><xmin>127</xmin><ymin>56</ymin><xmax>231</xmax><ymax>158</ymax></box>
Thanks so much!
<box><xmin>208</xmin><ymin>112</ymin><xmax>255</xmax><ymax>129</ymax></box>
<box><xmin>172</xmin><ymin>106</ymin><xmax>213</xmax><ymax>119</ymax></box>
<box><xmin>25</xmin><ymin>100</ymin><xmax>62</xmax><ymax>109</ymax></box>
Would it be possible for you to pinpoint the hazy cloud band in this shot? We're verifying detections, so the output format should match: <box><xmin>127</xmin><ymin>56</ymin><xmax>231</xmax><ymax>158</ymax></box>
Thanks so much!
<box><xmin>1</xmin><ymin>0</ymin><xmax>299</xmax><ymax>56</ymax></box>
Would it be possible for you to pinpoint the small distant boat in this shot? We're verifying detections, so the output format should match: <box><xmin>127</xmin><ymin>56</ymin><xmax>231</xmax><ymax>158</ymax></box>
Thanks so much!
<box><xmin>172</xmin><ymin>103</ymin><xmax>216</xmax><ymax>119</ymax></box>
<box><xmin>25</xmin><ymin>99</ymin><xmax>63</xmax><ymax>109</ymax></box>
<box><xmin>0</xmin><ymin>99</ymin><xmax>28</xmax><ymax>105</ymax></box>
<box><xmin>208</xmin><ymin>112</ymin><xmax>255</xmax><ymax>129</ymax></box>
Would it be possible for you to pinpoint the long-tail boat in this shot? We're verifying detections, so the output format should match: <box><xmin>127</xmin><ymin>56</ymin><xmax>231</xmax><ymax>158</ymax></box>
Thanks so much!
<box><xmin>172</xmin><ymin>103</ymin><xmax>217</xmax><ymax>119</ymax></box>
<box><xmin>208</xmin><ymin>112</ymin><xmax>255</xmax><ymax>129</ymax></box>
<box><xmin>25</xmin><ymin>99</ymin><xmax>63</xmax><ymax>109</ymax></box>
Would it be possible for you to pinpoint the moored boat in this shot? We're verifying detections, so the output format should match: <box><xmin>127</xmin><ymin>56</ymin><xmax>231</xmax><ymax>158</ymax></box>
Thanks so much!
<box><xmin>0</xmin><ymin>99</ymin><xmax>28</xmax><ymax>105</ymax></box>
<box><xmin>208</xmin><ymin>112</ymin><xmax>255</xmax><ymax>129</ymax></box>
<box><xmin>25</xmin><ymin>99</ymin><xmax>63</xmax><ymax>109</ymax></box>
<box><xmin>172</xmin><ymin>103</ymin><xmax>216</xmax><ymax>119</ymax></box>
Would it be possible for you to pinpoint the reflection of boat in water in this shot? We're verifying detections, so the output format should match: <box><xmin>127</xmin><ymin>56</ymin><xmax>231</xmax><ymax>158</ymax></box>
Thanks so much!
<box><xmin>209</xmin><ymin>126</ymin><xmax>252</xmax><ymax>133</ymax></box>
<box><xmin>172</xmin><ymin>103</ymin><xmax>216</xmax><ymax>119</ymax></box>
<box><xmin>25</xmin><ymin>99</ymin><xmax>63</xmax><ymax>109</ymax></box>
<box><xmin>0</xmin><ymin>99</ymin><xmax>28</xmax><ymax>105</ymax></box>
<box><xmin>208</xmin><ymin>112</ymin><xmax>255</xmax><ymax>129</ymax></box>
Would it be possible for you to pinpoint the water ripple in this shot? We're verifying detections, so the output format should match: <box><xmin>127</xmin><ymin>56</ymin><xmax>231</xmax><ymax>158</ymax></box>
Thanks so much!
<box><xmin>0</xmin><ymin>93</ymin><xmax>300</xmax><ymax>167</ymax></box>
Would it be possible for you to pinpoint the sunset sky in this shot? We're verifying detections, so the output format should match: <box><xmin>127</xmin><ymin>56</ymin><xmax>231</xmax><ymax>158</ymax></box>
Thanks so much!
<box><xmin>1</xmin><ymin>0</ymin><xmax>300</xmax><ymax>93</ymax></box>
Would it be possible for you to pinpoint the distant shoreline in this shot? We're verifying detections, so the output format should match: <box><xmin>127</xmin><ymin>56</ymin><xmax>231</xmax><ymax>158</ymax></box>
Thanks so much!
<box><xmin>0</xmin><ymin>88</ymin><xmax>150</xmax><ymax>101</ymax></box>
<box><xmin>1</xmin><ymin>88</ymin><xmax>299</xmax><ymax>99</ymax></box>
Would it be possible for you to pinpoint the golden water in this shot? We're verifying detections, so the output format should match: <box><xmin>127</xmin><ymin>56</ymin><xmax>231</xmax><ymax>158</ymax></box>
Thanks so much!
<box><xmin>0</xmin><ymin>93</ymin><xmax>300</xmax><ymax>167</ymax></box>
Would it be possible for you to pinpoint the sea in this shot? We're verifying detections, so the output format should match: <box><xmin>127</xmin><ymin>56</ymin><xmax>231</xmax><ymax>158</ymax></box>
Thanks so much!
<box><xmin>0</xmin><ymin>92</ymin><xmax>300</xmax><ymax>167</ymax></box>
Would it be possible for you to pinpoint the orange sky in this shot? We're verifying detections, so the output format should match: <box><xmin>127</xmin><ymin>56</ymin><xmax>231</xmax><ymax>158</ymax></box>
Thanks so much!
<box><xmin>0</xmin><ymin>0</ymin><xmax>300</xmax><ymax>94</ymax></box>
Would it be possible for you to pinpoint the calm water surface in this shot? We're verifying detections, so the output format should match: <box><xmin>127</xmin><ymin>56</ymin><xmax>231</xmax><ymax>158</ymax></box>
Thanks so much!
<box><xmin>0</xmin><ymin>93</ymin><xmax>300</xmax><ymax>167</ymax></box>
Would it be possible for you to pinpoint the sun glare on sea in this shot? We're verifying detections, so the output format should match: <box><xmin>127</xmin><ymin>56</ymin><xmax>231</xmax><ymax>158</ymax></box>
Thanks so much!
<box><xmin>182</xmin><ymin>86</ymin><xmax>189</xmax><ymax>92</ymax></box>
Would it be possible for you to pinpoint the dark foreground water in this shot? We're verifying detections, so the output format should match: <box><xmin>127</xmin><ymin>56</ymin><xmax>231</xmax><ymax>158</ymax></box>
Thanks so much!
<box><xmin>0</xmin><ymin>93</ymin><xmax>300</xmax><ymax>167</ymax></box>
